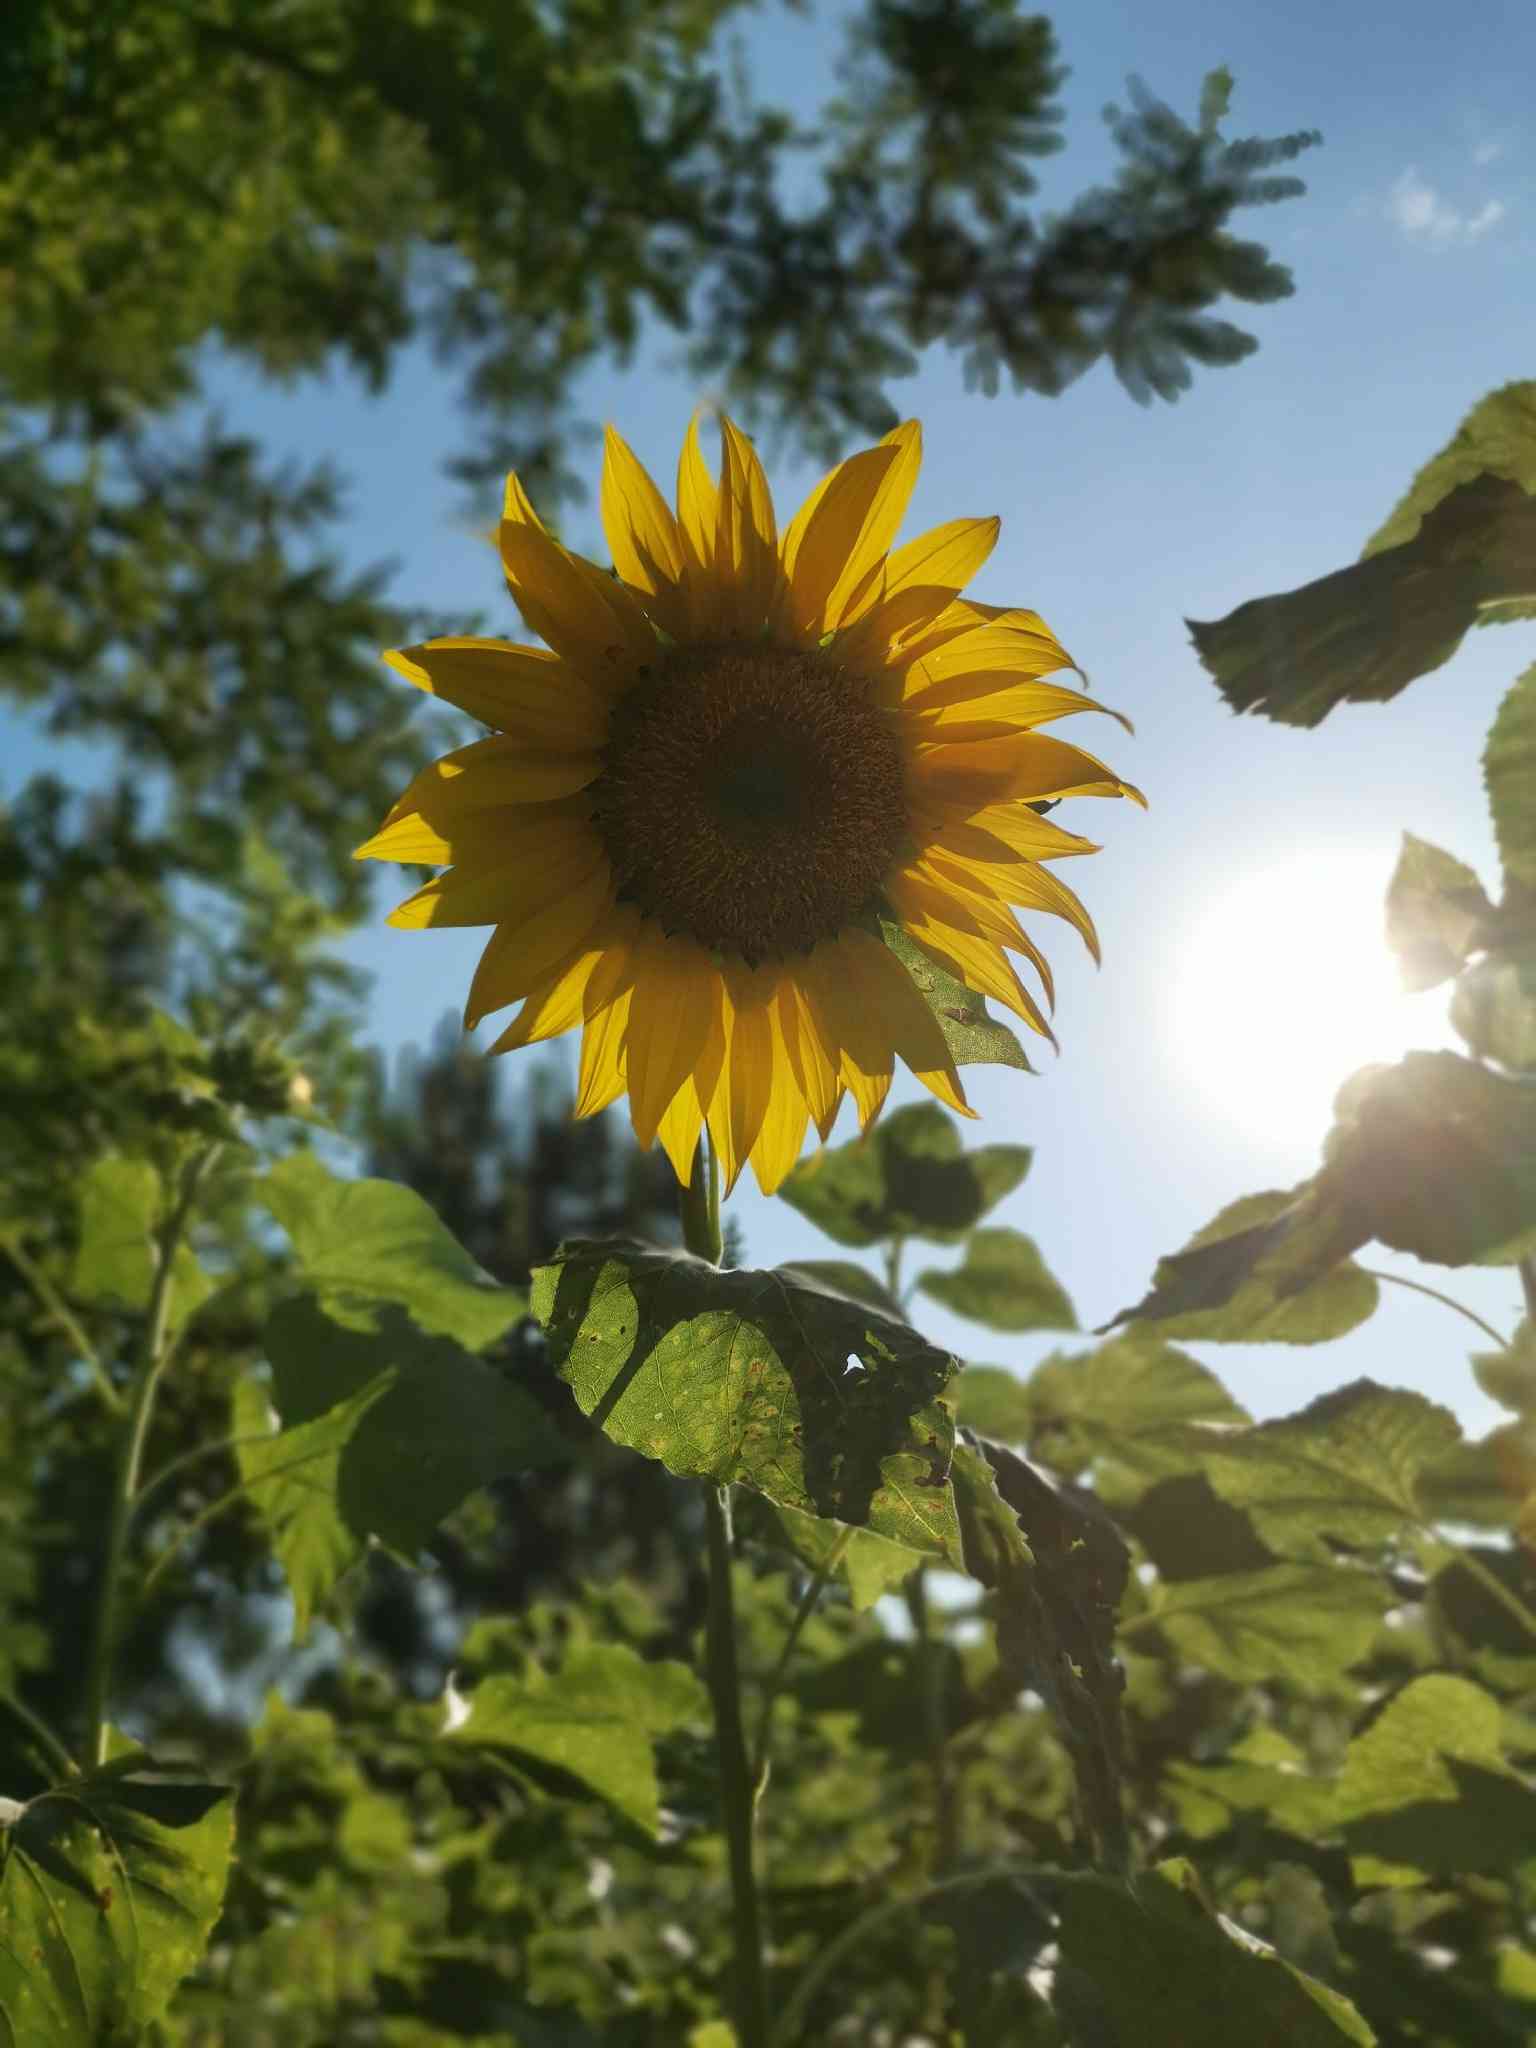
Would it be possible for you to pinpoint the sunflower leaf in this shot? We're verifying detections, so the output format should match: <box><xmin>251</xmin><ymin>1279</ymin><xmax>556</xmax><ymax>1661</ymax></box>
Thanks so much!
<box><xmin>1107</xmin><ymin>1187</ymin><xmax>1379</xmax><ymax>1343</ymax></box>
<box><xmin>1485</xmin><ymin>664</ymin><xmax>1536</xmax><ymax>899</ymax></box>
<box><xmin>531</xmin><ymin>1239</ymin><xmax>963</xmax><ymax>1562</ymax></box>
<box><xmin>780</xmin><ymin>1100</ymin><xmax>1032</xmax><ymax>1247</ymax></box>
<box><xmin>775</xmin><ymin>1259</ymin><xmax>904</xmax><ymax>1316</ymax></box>
<box><xmin>878</xmin><ymin>918</ymin><xmax>1036</xmax><ymax>1073</ymax></box>
<box><xmin>1189</xmin><ymin>380</ymin><xmax>1536</xmax><ymax>727</ymax></box>
<box><xmin>0</xmin><ymin>1753</ymin><xmax>233</xmax><ymax>2045</ymax></box>
<box><xmin>447</xmin><ymin>1642</ymin><xmax>706</xmax><ymax>1837</ymax></box>
<box><xmin>736</xmin><ymin>1495</ymin><xmax>924</xmax><ymax>1609</ymax></box>
<box><xmin>259</xmin><ymin>1152</ymin><xmax>526</xmax><ymax>1350</ymax></box>
<box><xmin>260</xmin><ymin>1295</ymin><xmax>565</xmax><ymax>1579</ymax></box>
<box><xmin>1385</xmin><ymin>832</ymin><xmax>1494</xmax><ymax>992</ymax></box>
<box><xmin>917</xmin><ymin>1226</ymin><xmax>1076</xmax><ymax>1332</ymax></box>
<box><xmin>1452</xmin><ymin>945</ymin><xmax>1536</xmax><ymax>1071</ymax></box>
<box><xmin>72</xmin><ymin>1154</ymin><xmax>213</xmax><ymax>1333</ymax></box>
<box><xmin>1143</xmin><ymin>1562</ymin><xmax>1389</xmax><ymax>1688</ymax></box>
<box><xmin>1007</xmin><ymin>1334</ymin><xmax>1249</xmax><ymax>1489</ymax></box>
<box><xmin>1194</xmin><ymin>1379</ymin><xmax>1461</xmax><ymax>1556</ymax></box>
<box><xmin>1058</xmin><ymin>1861</ymin><xmax>1377</xmax><ymax>2046</ymax></box>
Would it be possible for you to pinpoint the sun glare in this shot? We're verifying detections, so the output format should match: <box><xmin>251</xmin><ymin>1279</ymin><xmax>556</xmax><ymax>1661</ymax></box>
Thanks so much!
<box><xmin>1172</xmin><ymin>850</ymin><xmax>1455</xmax><ymax>1147</ymax></box>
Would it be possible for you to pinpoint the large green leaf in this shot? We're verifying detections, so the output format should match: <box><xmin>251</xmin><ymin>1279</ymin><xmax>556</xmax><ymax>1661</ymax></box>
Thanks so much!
<box><xmin>1058</xmin><ymin>1860</ymin><xmax>1376</xmax><ymax>2045</ymax></box>
<box><xmin>1164</xmin><ymin>1728</ymin><xmax>1336</xmax><ymax>1841</ymax></box>
<box><xmin>1471</xmin><ymin>1320</ymin><xmax>1536</xmax><ymax>1415</ymax></box>
<box><xmin>531</xmin><ymin>1240</ymin><xmax>963</xmax><ymax>1561</ymax></box>
<box><xmin>1385</xmin><ymin>833</ymin><xmax>1494</xmax><ymax>991</ymax></box>
<box><xmin>951</xmin><ymin>1364</ymin><xmax>1035</xmax><ymax>1442</ymax></box>
<box><xmin>878</xmin><ymin>919</ymin><xmax>1036</xmax><ymax>1074</ymax></box>
<box><xmin>916</xmin><ymin>1227</ymin><xmax>1075</xmax><ymax>1333</ymax></box>
<box><xmin>234</xmin><ymin>1369</ymin><xmax>397</xmax><ymax>1639</ymax></box>
<box><xmin>775</xmin><ymin>1260</ymin><xmax>903</xmax><ymax>1317</ymax></box>
<box><xmin>1485</xmin><ymin>664</ymin><xmax>1536</xmax><ymax>899</ymax></box>
<box><xmin>1335</xmin><ymin>1673</ymin><xmax>1536</xmax><ymax>1885</ymax></box>
<box><xmin>260</xmin><ymin>1152</ymin><xmax>525</xmax><ymax>1349</ymax></box>
<box><xmin>0</xmin><ymin>1755</ymin><xmax>232</xmax><ymax>2045</ymax></box>
<box><xmin>1143</xmin><ymin>1563</ymin><xmax>1389</xmax><ymax>1689</ymax></box>
<box><xmin>779</xmin><ymin>1101</ymin><xmax>1032</xmax><ymax>1248</ymax></box>
<box><xmin>1016</xmin><ymin>1335</ymin><xmax>1247</xmax><ymax>1488</ymax></box>
<box><xmin>262</xmin><ymin>1295</ymin><xmax>565</xmax><ymax>1564</ymax></box>
<box><xmin>1109</xmin><ymin>1188</ymin><xmax>1379</xmax><ymax>1344</ymax></box>
<box><xmin>1452</xmin><ymin>945</ymin><xmax>1536</xmax><ymax>1071</ymax></box>
<box><xmin>1196</xmin><ymin>1380</ymin><xmax>1460</xmax><ymax>1556</ymax></box>
<box><xmin>1189</xmin><ymin>381</ymin><xmax>1536</xmax><ymax>727</ymax></box>
<box><xmin>1125</xmin><ymin>1473</ymin><xmax>1276</xmax><ymax>1583</ymax></box>
<box><xmin>1316</xmin><ymin>1053</ymin><xmax>1536</xmax><ymax>1267</ymax></box>
<box><xmin>71</xmin><ymin>1155</ymin><xmax>213</xmax><ymax>1332</ymax></box>
<box><xmin>739</xmin><ymin>1497</ymin><xmax>923</xmax><ymax>1610</ymax></box>
<box><xmin>446</xmin><ymin>1642</ymin><xmax>706</xmax><ymax>1835</ymax></box>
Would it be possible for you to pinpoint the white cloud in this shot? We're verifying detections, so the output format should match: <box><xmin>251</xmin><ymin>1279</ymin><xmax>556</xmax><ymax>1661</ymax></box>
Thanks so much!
<box><xmin>1388</xmin><ymin>168</ymin><xmax>1506</xmax><ymax>246</ymax></box>
<box><xmin>1473</xmin><ymin>139</ymin><xmax>1503</xmax><ymax>166</ymax></box>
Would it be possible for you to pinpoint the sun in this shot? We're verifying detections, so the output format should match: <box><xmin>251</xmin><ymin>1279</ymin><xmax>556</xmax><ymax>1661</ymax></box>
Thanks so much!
<box><xmin>1170</xmin><ymin>849</ymin><xmax>1455</xmax><ymax>1147</ymax></box>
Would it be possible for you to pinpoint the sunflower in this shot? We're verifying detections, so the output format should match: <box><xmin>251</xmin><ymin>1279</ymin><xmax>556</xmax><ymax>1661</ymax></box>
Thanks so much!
<box><xmin>358</xmin><ymin>415</ymin><xmax>1140</xmax><ymax>1194</ymax></box>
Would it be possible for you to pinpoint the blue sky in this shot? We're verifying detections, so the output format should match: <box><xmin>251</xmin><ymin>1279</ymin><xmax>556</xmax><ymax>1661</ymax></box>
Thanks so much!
<box><xmin>11</xmin><ymin>0</ymin><xmax>1534</xmax><ymax>1429</ymax></box>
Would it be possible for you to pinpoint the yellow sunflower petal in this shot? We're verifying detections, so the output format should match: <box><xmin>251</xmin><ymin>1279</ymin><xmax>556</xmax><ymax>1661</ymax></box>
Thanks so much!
<box><xmin>935</xmin><ymin>831</ymin><xmax>1102</xmax><ymax>961</ymax></box>
<box><xmin>837</xmin><ymin>514</ymin><xmax>1000</xmax><ymax>663</ymax></box>
<box><xmin>709</xmin><ymin>969</ymin><xmax>773</xmax><ymax>1196</ymax></box>
<box><xmin>381</xmin><ymin>640</ymin><xmax>610</xmax><ymax>744</ymax></box>
<box><xmin>799</xmin><ymin>942</ymin><xmax>895</xmax><ymax>1127</ymax></box>
<box><xmin>600</xmin><ymin>426</ymin><xmax>689</xmax><ymax>636</ymax></box>
<box><xmin>499</xmin><ymin>514</ymin><xmax>656</xmax><ymax>686</ymax></box>
<box><xmin>748</xmin><ymin>997</ymin><xmax>812</xmax><ymax>1192</ymax></box>
<box><xmin>777</xmin><ymin>978</ymin><xmax>842</xmax><ymax>1141</ymax></box>
<box><xmin>897</xmin><ymin>851</ymin><xmax>1056</xmax><ymax>1008</ymax></box>
<box><xmin>574</xmin><ymin>939</ymin><xmax>643</xmax><ymax>1118</ymax></box>
<box><xmin>656</xmin><ymin>1080</ymin><xmax>706</xmax><ymax>1186</ymax></box>
<box><xmin>716</xmin><ymin>415</ymin><xmax>783</xmax><ymax>632</ymax></box>
<box><xmin>485</xmin><ymin>942</ymin><xmax>604</xmax><ymax>1055</ymax></box>
<box><xmin>902</xmin><ymin>678</ymin><xmax>1131</xmax><ymax>740</ymax></box>
<box><xmin>780</xmin><ymin>422</ymin><xmax>921</xmax><ymax>640</ymax></box>
<box><xmin>912</xmin><ymin>732</ymin><xmax>1145</xmax><ymax>811</ymax></box>
<box><xmin>836</xmin><ymin>929</ymin><xmax>972</xmax><ymax>1118</ymax></box>
<box><xmin>463</xmin><ymin>869</ymin><xmax>620</xmax><ymax>1028</ymax></box>
<box><xmin>676</xmin><ymin>411</ymin><xmax>719</xmax><ymax>581</ymax></box>
<box><xmin>622</xmin><ymin>926</ymin><xmax>720</xmax><ymax>1150</ymax></box>
<box><xmin>888</xmin><ymin>872</ymin><xmax>1054</xmax><ymax>1042</ymax></box>
<box><xmin>386</xmin><ymin>819</ymin><xmax>602</xmax><ymax>929</ymax></box>
<box><xmin>366</xmin><ymin>738</ymin><xmax>601</xmax><ymax>848</ymax></box>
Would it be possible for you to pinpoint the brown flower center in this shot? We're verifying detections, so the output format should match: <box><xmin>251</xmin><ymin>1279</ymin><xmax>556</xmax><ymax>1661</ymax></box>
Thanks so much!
<box><xmin>588</xmin><ymin>641</ymin><xmax>909</xmax><ymax>961</ymax></box>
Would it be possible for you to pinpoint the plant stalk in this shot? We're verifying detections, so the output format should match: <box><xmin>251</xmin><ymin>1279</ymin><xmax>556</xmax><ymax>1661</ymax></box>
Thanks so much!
<box><xmin>1361</xmin><ymin>1266</ymin><xmax>1511</xmax><ymax>1352</ymax></box>
<box><xmin>0</xmin><ymin>1689</ymin><xmax>78</xmax><ymax>1780</ymax></box>
<box><xmin>681</xmin><ymin>1135</ymin><xmax>769</xmax><ymax>2046</ymax></box>
<box><xmin>1</xmin><ymin>1232</ymin><xmax>124</xmax><ymax>1415</ymax></box>
<box><xmin>84</xmin><ymin>1144</ymin><xmax>218</xmax><ymax>1765</ymax></box>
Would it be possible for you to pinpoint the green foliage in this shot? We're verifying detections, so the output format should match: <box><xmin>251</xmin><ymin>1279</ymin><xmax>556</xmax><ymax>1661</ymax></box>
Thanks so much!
<box><xmin>779</xmin><ymin>1099</ymin><xmax>1031</xmax><ymax>1247</ymax></box>
<box><xmin>1143</xmin><ymin>1562</ymin><xmax>1390</xmax><ymax>1689</ymax></box>
<box><xmin>877</xmin><ymin>920</ymin><xmax>1037</xmax><ymax>1073</ymax></box>
<box><xmin>532</xmin><ymin>1239</ymin><xmax>963</xmax><ymax>1561</ymax></box>
<box><xmin>260</xmin><ymin>1152</ymin><xmax>527</xmax><ymax>1349</ymax></box>
<box><xmin>1058</xmin><ymin>1859</ymin><xmax>1376</xmax><ymax>2046</ymax></box>
<box><xmin>916</xmin><ymin>1225</ymin><xmax>1076</xmax><ymax>1332</ymax></box>
<box><xmin>447</xmin><ymin>1638</ymin><xmax>707</xmax><ymax>1836</ymax></box>
<box><xmin>1385</xmin><ymin>833</ymin><xmax>1494</xmax><ymax>992</ymax></box>
<box><xmin>1190</xmin><ymin>381</ymin><xmax>1536</xmax><ymax>726</ymax></box>
<box><xmin>71</xmin><ymin>1156</ymin><xmax>214</xmax><ymax>1333</ymax></box>
<box><xmin>0</xmin><ymin>1754</ymin><xmax>232</xmax><ymax>2043</ymax></box>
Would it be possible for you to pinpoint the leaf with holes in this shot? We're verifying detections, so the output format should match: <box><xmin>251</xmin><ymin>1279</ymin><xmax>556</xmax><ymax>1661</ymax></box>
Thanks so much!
<box><xmin>0</xmin><ymin>1755</ymin><xmax>232</xmax><ymax>2045</ymax></box>
<box><xmin>532</xmin><ymin>1239</ymin><xmax>962</xmax><ymax>1561</ymax></box>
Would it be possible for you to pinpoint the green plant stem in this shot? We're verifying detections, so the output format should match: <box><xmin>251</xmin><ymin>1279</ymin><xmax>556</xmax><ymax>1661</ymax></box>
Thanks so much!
<box><xmin>680</xmin><ymin>1135</ymin><xmax>768</xmax><ymax>2046</ymax></box>
<box><xmin>907</xmin><ymin>1567</ymin><xmax>961</xmax><ymax>1871</ymax></box>
<box><xmin>681</xmin><ymin>1132</ymin><xmax>723</xmax><ymax>1266</ymax></box>
<box><xmin>139</xmin><ymin>1439</ymin><xmax>344</xmax><ymax>1599</ymax></box>
<box><xmin>772</xmin><ymin>1861</ymin><xmax>1083</xmax><ymax>2046</ymax></box>
<box><xmin>706</xmin><ymin>1483</ymin><xmax>771</xmax><ymax>2048</ymax></box>
<box><xmin>1361</xmin><ymin>1267</ymin><xmax>1511</xmax><ymax>1351</ymax></box>
<box><xmin>84</xmin><ymin>1144</ymin><xmax>218</xmax><ymax>1766</ymax></box>
<box><xmin>751</xmin><ymin>1527</ymin><xmax>853</xmax><ymax>1798</ymax></box>
<box><xmin>1520</xmin><ymin>1257</ymin><xmax>1536</xmax><ymax>1327</ymax></box>
<box><xmin>1</xmin><ymin>1232</ymin><xmax>124</xmax><ymax>1415</ymax></box>
<box><xmin>135</xmin><ymin>1430</ymin><xmax>282</xmax><ymax>1518</ymax></box>
<box><xmin>884</xmin><ymin>1235</ymin><xmax>905</xmax><ymax>1302</ymax></box>
<box><xmin>0</xmin><ymin>1689</ymin><xmax>78</xmax><ymax>1780</ymax></box>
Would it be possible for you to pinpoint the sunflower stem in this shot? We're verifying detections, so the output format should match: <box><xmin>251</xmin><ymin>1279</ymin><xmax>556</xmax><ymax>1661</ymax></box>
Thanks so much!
<box><xmin>682</xmin><ymin>1137</ymin><xmax>768</xmax><ymax>2045</ymax></box>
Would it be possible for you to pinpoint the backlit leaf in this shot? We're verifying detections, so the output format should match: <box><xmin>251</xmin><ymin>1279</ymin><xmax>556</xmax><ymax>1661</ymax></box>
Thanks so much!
<box><xmin>1196</xmin><ymin>1380</ymin><xmax>1460</xmax><ymax>1555</ymax></box>
<box><xmin>532</xmin><ymin>1240</ymin><xmax>963</xmax><ymax>1561</ymax></box>
<box><xmin>879</xmin><ymin>919</ymin><xmax>1035</xmax><ymax>1073</ymax></box>
<box><xmin>260</xmin><ymin>1152</ymin><xmax>526</xmax><ymax>1349</ymax></box>
<box><xmin>1452</xmin><ymin>946</ymin><xmax>1536</xmax><ymax>1071</ymax></box>
<box><xmin>1385</xmin><ymin>833</ymin><xmax>1493</xmax><ymax>992</ymax></box>
<box><xmin>917</xmin><ymin>1226</ymin><xmax>1075</xmax><ymax>1332</ymax></box>
<box><xmin>739</xmin><ymin>1497</ymin><xmax>923</xmax><ymax>1609</ymax></box>
<box><xmin>1144</xmin><ymin>1562</ymin><xmax>1389</xmax><ymax>1689</ymax></box>
<box><xmin>780</xmin><ymin>1100</ymin><xmax>1032</xmax><ymax>1248</ymax></box>
<box><xmin>447</xmin><ymin>1642</ymin><xmax>706</xmax><ymax>1835</ymax></box>
<box><xmin>0</xmin><ymin>1754</ymin><xmax>232</xmax><ymax>2045</ymax></box>
<box><xmin>1485</xmin><ymin>664</ymin><xmax>1536</xmax><ymax>898</ymax></box>
<box><xmin>775</xmin><ymin>1260</ymin><xmax>903</xmax><ymax>1317</ymax></box>
<box><xmin>71</xmin><ymin>1154</ymin><xmax>213</xmax><ymax>1332</ymax></box>
<box><xmin>1019</xmin><ymin>1335</ymin><xmax>1247</xmax><ymax>1487</ymax></box>
<box><xmin>234</xmin><ymin>1369</ymin><xmax>397</xmax><ymax>1639</ymax></box>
